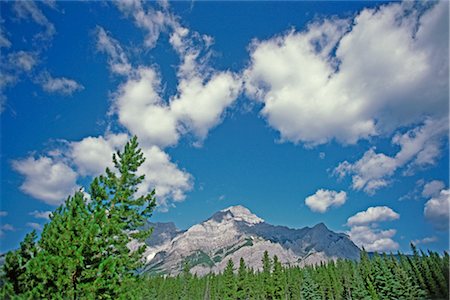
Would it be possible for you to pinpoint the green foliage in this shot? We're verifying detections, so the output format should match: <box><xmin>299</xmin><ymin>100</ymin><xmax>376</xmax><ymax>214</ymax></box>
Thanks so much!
<box><xmin>222</xmin><ymin>259</ymin><xmax>237</xmax><ymax>300</ymax></box>
<box><xmin>129</xmin><ymin>248</ymin><xmax>449</xmax><ymax>300</ymax></box>
<box><xmin>1</xmin><ymin>136</ymin><xmax>156</xmax><ymax>299</ymax></box>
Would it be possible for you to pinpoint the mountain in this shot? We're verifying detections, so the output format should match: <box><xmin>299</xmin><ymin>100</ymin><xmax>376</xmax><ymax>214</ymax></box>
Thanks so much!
<box><xmin>141</xmin><ymin>205</ymin><xmax>360</xmax><ymax>276</ymax></box>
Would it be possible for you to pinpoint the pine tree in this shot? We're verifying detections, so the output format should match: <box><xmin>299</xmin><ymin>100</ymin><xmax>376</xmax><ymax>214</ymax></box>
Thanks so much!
<box><xmin>262</xmin><ymin>250</ymin><xmax>273</xmax><ymax>299</ymax></box>
<box><xmin>1</xmin><ymin>231</ymin><xmax>37</xmax><ymax>296</ymax></box>
<box><xmin>351</xmin><ymin>261</ymin><xmax>372</xmax><ymax>300</ymax></box>
<box><xmin>236</xmin><ymin>257</ymin><xmax>249</xmax><ymax>300</ymax></box>
<box><xmin>272</xmin><ymin>255</ymin><xmax>284</xmax><ymax>299</ymax></box>
<box><xmin>300</xmin><ymin>268</ymin><xmax>321</xmax><ymax>300</ymax></box>
<box><xmin>1</xmin><ymin>136</ymin><xmax>156</xmax><ymax>298</ymax></box>
<box><xmin>223</xmin><ymin>259</ymin><xmax>236</xmax><ymax>300</ymax></box>
<box><xmin>426</xmin><ymin>250</ymin><xmax>449</xmax><ymax>299</ymax></box>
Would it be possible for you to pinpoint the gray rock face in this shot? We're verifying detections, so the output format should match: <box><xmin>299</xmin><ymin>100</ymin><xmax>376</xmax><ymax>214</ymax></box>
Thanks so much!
<box><xmin>141</xmin><ymin>205</ymin><xmax>360</xmax><ymax>276</ymax></box>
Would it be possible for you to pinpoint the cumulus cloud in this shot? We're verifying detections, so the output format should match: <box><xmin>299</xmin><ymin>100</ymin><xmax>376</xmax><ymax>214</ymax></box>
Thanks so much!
<box><xmin>244</xmin><ymin>1</ymin><xmax>448</xmax><ymax>146</ymax></box>
<box><xmin>422</xmin><ymin>180</ymin><xmax>445</xmax><ymax>198</ymax></box>
<box><xmin>334</xmin><ymin>118</ymin><xmax>448</xmax><ymax>194</ymax></box>
<box><xmin>304</xmin><ymin>189</ymin><xmax>346</xmax><ymax>213</ymax></box>
<box><xmin>29</xmin><ymin>210</ymin><xmax>52</xmax><ymax>220</ymax></box>
<box><xmin>347</xmin><ymin>206</ymin><xmax>399</xmax><ymax>226</ymax></box>
<box><xmin>424</xmin><ymin>189</ymin><xmax>449</xmax><ymax>231</ymax></box>
<box><xmin>348</xmin><ymin>225</ymin><xmax>399</xmax><ymax>252</ymax></box>
<box><xmin>137</xmin><ymin>146</ymin><xmax>193</xmax><ymax>210</ymax></box>
<box><xmin>170</xmin><ymin>72</ymin><xmax>241</xmax><ymax>142</ymax></box>
<box><xmin>346</xmin><ymin>206</ymin><xmax>400</xmax><ymax>252</ymax></box>
<box><xmin>109</xmin><ymin>2</ymin><xmax>241</xmax><ymax>148</ymax></box>
<box><xmin>12</xmin><ymin>156</ymin><xmax>78</xmax><ymax>205</ymax></box>
<box><xmin>69</xmin><ymin>133</ymin><xmax>129</xmax><ymax>176</ymax></box>
<box><xmin>67</xmin><ymin>134</ymin><xmax>192</xmax><ymax>210</ymax></box>
<box><xmin>114</xmin><ymin>67</ymin><xmax>180</xmax><ymax>148</ymax></box>
<box><xmin>12</xmin><ymin>130</ymin><xmax>193</xmax><ymax>211</ymax></box>
<box><xmin>38</xmin><ymin>71</ymin><xmax>84</xmax><ymax>96</ymax></box>
<box><xmin>334</xmin><ymin>149</ymin><xmax>396</xmax><ymax>194</ymax></box>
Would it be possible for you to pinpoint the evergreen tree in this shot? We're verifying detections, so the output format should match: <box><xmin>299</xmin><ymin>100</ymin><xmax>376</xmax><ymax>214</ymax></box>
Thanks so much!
<box><xmin>359</xmin><ymin>248</ymin><xmax>379</xmax><ymax>300</ymax></box>
<box><xmin>262</xmin><ymin>250</ymin><xmax>272</xmax><ymax>299</ymax></box>
<box><xmin>350</xmin><ymin>262</ymin><xmax>372</xmax><ymax>300</ymax></box>
<box><xmin>223</xmin><ymin>259</ymin><xmax>236</xmax><ymax>300</ymax></box>
<box><xmin>300</xmin><ymin>268</ymin><xmax>321</xmax><ymax>300</ymax></box>
<box><xmin>236</xmin><ymin>257</ymin><xmax>249</xmax><ymax>300</ymax></box>
<box><xmin>1</xmin><ymin>136</ymin><xmax>156</xmax><ymax>298</ymax></box>
<box><xmin>1</xmin><ymin>231</ymin><xmax>37</xmax><ymax>295</ymax></box>
<box><xmin>181</xmin><ymin>261</ymin><xmax>192</xmax><ymax>300</ymax></box>
<box><xmin>272</xmin><ymin>255</ymin><xmax>284</xmax><ymax>299</ymax></box>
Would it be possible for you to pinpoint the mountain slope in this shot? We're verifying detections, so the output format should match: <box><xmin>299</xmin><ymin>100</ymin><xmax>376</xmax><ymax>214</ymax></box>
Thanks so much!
<box><xmin>141</xmin><ymin>205</ymin><xmax>360</xmax><ymax>276</ymax></box>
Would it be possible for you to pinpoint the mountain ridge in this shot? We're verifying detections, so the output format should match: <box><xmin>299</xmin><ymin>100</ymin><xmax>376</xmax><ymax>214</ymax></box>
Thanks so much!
<box><xmin>140</xmin><ymin>205</ymin><xmax>360</xmax><ymax>276</ymax></box>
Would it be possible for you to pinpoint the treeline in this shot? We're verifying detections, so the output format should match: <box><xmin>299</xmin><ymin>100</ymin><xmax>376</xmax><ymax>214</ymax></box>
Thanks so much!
<box><xmin>136</xmin><ymin>247</ymin><xmax>449</xmax><ymax>300</ymax></box>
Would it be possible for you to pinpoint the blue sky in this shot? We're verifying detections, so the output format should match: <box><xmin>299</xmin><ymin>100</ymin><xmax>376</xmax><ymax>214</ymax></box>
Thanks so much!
<box><xmin>1</xmin><ymin>1</ymin><xmax>448</xmax><ymax>254</ymax></box>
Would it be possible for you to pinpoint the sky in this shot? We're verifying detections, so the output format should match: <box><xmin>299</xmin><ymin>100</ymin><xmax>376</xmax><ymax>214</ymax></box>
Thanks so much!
<box><xmin>0</xmin><ymin>0</ymin><xmax>449</xmax><ymax>255</ymax></box>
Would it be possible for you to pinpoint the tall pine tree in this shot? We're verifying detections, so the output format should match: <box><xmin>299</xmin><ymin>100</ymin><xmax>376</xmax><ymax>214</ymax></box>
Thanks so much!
<box><xmin>1</xmin><ymin>136</ymin><xmax>156</xmax><ymax>299</ymax></box>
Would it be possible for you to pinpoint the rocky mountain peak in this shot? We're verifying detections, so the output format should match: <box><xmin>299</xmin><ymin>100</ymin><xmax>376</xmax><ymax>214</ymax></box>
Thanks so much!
<box><xmin>217</xmin><ymin>205</ymin><xmax>264</xmax><ymax>224</ymax></box>
<box><xmin>311</xmin><ymin>222</ymin><xmax>328</xmax><ymax>232</ymax></box>
<box><xmin>142</xmin><ymin>205</ymin><xmax>360</xmax><ymax>276</ymax></box>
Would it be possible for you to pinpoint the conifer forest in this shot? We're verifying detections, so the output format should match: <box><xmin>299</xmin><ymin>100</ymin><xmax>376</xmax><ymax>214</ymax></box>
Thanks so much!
<box><xmin>136</xmin><ymin>247</ymin><xmax>449</xmax><ymax>300</ymax></box>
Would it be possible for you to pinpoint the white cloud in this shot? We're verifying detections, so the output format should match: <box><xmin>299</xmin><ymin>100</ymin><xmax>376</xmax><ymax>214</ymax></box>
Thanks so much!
<box><xmin>334</xmin><ymin>118</ymin><xmax>448</xmax><ymax>194</ymax></box>
<box><xmin>346</xmin><ymin>205</ymin><xmax>400</xmax><ymax>252</ymax></box>
<box><xmin>96</xmin><ymin>27</ymin><xmax>132</xmax><ymax>76</ymax></box>
<box><xmin>422</xmin><ymin>180</ymin><xmax>445</xmax><ymax>198</ymax></box>
<box><xmin>60</xmin><ymin>133</ymin><xmax>192</xmax><ymax>210</ymax></box>
<box><xmin>424</xmin><ymin>189</ymin><xmax>450</xmax><ymax>231</ymax></box>
<box><xmin>170</xmin><ymin>72</ymin><xmax>241</xmax><ymax>141</ymax></box>
<box><xmin>12</xmin><ymin>156</ymin><xmax>78</xmax><ymax>205</ymax></box>
<box><xmin>26</xmin><ymin>222</ymin><xmax>43</xmax><ymax>231</ymax></box>
<box><xmin>137</xmin><ymin>146</ymin><xmax>193</xmax><ymax>210</ymax></box>
<box><xmin>1</xmin><ymin>51</ymin><xmax>38</xmax><ymax>111</ymax></box>
<box><xmin>334</xmin><ymin>149</ymin><xmax>396</xmax><ymax>194</ymax></box>
<box><xmin>110</xmin><ymin>11</ymin><xmax>242</xmax><ymax>148</ymax></box>
<box><xmin>0</xmin><ymin>211</ymin><xmax>7</xmax><ymax>217</ymax></box>
<box><xmin>38</xmin><ymin>71</ymin><xmax>84</xmax><ymax>96</ymax></box>
<box><xmin>393</xmin><ymin>118</ymin><xmax>448</xmax><ymax>174</ymax></box>
<box><xmin>304</xmin><ymin>189</ymin><xmax>346</xmax><ymax>213</ymax></box>
<box><xmin>69</xmin><ymin>133</ymin><xmax>129</xmax><ymax>176</ymax></box>
<box><xmin>411</xmin><ymin>236</ymin><xmax>438</xmax><ymax>246</ymax></box>
<box><xmin>29</xmin><ymin>210</ymin><xmax>52</xmax><ymax>220</ymax></box>
<box><xmin>115</xmin><ymin>67</ymin><xmax>180</xmax><ymax>148</ymax></box>
<box><xmin>347</xmin><ymin>206</ymin><xmax>399</xmax><ymax>226</ymax></box>
<box><xmin>348</xmin><ymin>225</ymin><xmax>399</xmax><ymax>252</ymax></box>
<box><xmin>244</xmin><ymin>2</ymin><xmax>448</xmax><ymax>146</ymax></box>
<box><xmin>115</xmin><ymin>0</ymin><xmax>174</xmax><ymax>49</ymax></box>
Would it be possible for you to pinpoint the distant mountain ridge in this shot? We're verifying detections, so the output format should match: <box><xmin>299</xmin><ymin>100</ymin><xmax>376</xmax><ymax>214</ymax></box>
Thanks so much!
<box><xmin>140</xmin><ymin>205</ymin><xmax>360</xmax><ymax>276</ymax></box>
